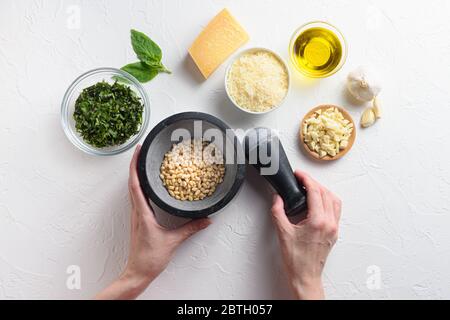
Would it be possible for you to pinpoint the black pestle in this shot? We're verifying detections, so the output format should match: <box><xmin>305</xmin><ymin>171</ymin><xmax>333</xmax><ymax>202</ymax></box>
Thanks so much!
<box><xmin>244</xmin><ymin>127</ymin><xmax>307</xmax><ymax>218</ymax></box>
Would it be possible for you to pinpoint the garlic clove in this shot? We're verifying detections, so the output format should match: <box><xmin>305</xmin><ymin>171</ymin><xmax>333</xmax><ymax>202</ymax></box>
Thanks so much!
<box><xmin>372</xmin><ymin>97</ymin><xmax>382</xmax><ymax>119</ymax></box>
<box><xmin>347</xmin><ymin>66</ymin><xmax>382</xmax><ymax>102</ymax></box>
<box><xmin>361</xmin><ymin>108</ymin><xmax>376</xmax><ymax>128</ymax></box>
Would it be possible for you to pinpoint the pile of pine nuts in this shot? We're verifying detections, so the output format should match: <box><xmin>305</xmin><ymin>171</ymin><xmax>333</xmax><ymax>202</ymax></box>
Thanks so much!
<box><xmin>160</xmin><ymin>139</ymin><xmax>226</xmax><ymax>201</ymax></box>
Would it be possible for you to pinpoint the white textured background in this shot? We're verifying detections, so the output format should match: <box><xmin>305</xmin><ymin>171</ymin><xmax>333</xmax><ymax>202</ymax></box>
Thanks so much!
<box><xmin>1</xmin><ymin>0</ymin><xmax>450</xmax><ymax>300</ymax></box>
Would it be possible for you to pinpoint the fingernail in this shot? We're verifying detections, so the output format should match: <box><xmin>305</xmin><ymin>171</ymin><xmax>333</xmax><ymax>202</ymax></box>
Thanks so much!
<box><xmin>272</xmin><ymin>194</ymin><xmax>278</xmax><ymax>202</ymax></box>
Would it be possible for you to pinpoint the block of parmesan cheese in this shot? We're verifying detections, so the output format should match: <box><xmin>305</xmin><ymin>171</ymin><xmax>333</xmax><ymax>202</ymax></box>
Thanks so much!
<box><xmin>188</xmin><ymin>9</ymin><xmax>249</xmax><ymax>79</ymax></box>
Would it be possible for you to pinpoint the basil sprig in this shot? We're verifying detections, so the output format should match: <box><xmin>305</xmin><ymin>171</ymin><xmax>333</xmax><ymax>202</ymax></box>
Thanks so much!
<box><xmin>121</xmin><ymin>29</ymin><xmax>171</xmax><ymax>83</ymax></box>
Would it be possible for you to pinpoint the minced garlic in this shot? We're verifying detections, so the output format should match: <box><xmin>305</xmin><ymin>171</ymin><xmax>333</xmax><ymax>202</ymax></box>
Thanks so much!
<box><xmin>303</xmin><ymin>107</ymin><xmax>353</xmax><ymax>158</ymax></box>
<box><xmin>226</xmin><ymin>50</ymin><xmax>289</xmax><ymax>112</ymax></box>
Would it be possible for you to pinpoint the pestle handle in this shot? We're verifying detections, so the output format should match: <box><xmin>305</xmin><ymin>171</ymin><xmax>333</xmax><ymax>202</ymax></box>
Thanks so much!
<box><xmin>266</xmin><ymin>142</ymin><xmax>307</xmax><ymax>217</ymax></box>
<box><xmin>244</xmin><ymin>128</ymin><xmax>307</xmax><ymax>218</ymax></box>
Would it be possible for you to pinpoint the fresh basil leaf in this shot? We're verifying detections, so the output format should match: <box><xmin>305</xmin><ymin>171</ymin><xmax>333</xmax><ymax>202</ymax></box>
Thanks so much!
<box><xmin>121</xmin><ymin>62</ymin><xmax>159</xmax><ymax>83</ymax></box>
<box><xmin>111</xmin><ymin>75</ymin><xmax>132</xmax><ymax>84</ymax></box>
<box><xmin>154</xmin><ymin>62</ymin><xmax>172</xmax><ymax>74</ymax></box>
<box><xmin>131</xmin><ymin>29</ymin><xmax>162</xmax><ymax>65</ymax></box>
<box><xmin>120</xmin><ymin>29</ymin><xmax>171</xmax><ymax>84</ymax></box>
<box><xmin>143</xmin><ymin>60</ymin><xmax>172</xmax><ymax>74</ymax></box>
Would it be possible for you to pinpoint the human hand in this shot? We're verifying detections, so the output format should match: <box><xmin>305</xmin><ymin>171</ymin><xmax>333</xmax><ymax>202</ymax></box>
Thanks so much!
<box><xmin>271</xmin><ymin>170</ymin><xmax>341</xmax><ymax>300</ymax></box>
<box><xmin>96</xmin><ymin>146</ymin><xmax>211</xmax><ymax>300</ymax></box>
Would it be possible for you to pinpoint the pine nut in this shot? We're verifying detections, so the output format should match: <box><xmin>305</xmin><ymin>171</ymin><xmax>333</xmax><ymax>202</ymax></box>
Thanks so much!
<box><xmin>160</xmin><ymin>139</ymin><xmax>226</xmax><ymax>202</ymax></box>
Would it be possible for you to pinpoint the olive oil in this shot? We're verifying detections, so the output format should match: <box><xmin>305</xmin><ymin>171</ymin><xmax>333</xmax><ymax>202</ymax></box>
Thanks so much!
<box><xmin>291</xmin><ymin>27</ymin><xmax>344</xmax><ymax>78</ymax></box>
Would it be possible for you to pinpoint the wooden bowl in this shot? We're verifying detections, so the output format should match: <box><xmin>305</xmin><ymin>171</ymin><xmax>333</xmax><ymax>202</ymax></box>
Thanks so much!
<box><xmin>299</xmin><ymin>105</ymin><xmax>356</xmax><ymax>161</ymax></box>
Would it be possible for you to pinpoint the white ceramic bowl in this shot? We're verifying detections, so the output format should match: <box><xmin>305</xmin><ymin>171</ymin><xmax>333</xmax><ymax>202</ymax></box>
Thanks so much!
<box><xmin>225</xmin><ymin>47</ymin><xmax>291</xmax><ymax>115</ymax></box>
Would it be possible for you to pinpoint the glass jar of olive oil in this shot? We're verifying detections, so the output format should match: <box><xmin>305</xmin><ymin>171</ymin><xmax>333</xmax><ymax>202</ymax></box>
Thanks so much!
<box><xmin>289</xmin><ymin>21</ymin><xmax>347</xmax><ymax>78</ymax></box>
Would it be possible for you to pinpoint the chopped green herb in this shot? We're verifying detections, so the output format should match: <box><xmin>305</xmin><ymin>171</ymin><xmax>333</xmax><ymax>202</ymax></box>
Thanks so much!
<box><xmin>73</xmin><ymin>81</ymin><xmax>144</xmax><ymax>148</ymax></box>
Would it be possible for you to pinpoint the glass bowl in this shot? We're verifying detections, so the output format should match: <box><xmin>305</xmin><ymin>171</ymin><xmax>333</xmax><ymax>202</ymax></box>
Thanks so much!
<box><xmin>61</xmin><ymin>68</ymin><xmax>150</xmax><ymax>156</ymax></box>
<box><xmin>289</xmin><ymin>21</ymin><xmax>347</xmax><ymax>78</ymax></box>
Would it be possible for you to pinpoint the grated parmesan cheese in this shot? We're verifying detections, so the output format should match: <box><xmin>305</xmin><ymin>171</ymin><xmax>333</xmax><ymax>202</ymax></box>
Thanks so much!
<box><xmin>226</xmin><ymin>50</ymin><xmax>289</xmax><ymax>112</ymax></box>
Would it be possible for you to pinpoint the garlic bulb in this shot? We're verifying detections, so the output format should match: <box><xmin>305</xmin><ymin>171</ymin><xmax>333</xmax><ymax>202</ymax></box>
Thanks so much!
<box><xmin>347</xmin><ymin>66</ymin><xmax>382</xmax><ymax>102</ymax></box>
